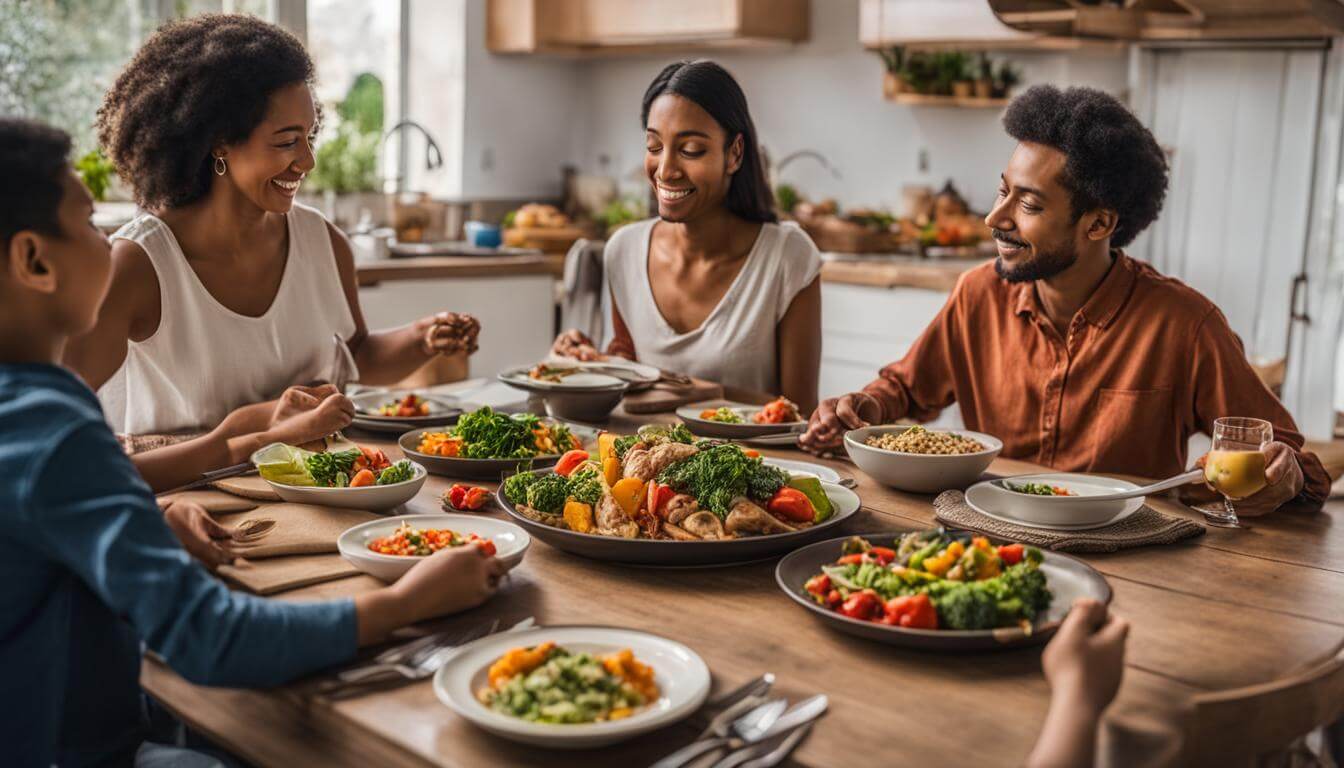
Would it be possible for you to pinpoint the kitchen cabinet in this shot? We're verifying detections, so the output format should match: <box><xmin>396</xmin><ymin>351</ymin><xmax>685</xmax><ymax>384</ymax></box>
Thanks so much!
<box><xmin>859</xmin><ymin>0</ymin><xmax>1110</xmax><ymax>51</ymax></box>
<box><xmin>358</xmin><ymin>274</ymin><xmax>556</xmax><ymax>382</ymax></box>
<box><xmin>988</xmin><ymin>0</ymin><xmax>1344</xmax><ymax>42</ymax></box>
<box><xmin>487</xmin><ymin>0</ymin><xmax>808</xmax><ymax>55</ymax></box>
<box><xmin>820</xmin><ymin>281</ymin><xmax>963</xmax><ymax>429</ymax></box>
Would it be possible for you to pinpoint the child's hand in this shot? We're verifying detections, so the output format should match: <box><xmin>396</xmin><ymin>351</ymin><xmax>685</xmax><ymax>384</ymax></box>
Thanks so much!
<box><xmin>267</xmin><ymin>387</ymin><xmax>354</xmax><ymax>447</ymax></box>
<box><xmin>1041</xmin><ymin>598</ymin><xmax>1129</xmax><ymax>716</ymax></box>
<box><xmin>393</xmin><ymin>544</ymin><xmax>510</xmax><ymax>621</ymax></box>
<box><xmin>160</xmin><ymin>499</ymin><xmax>233</xmax><ymax>570</ymax></box>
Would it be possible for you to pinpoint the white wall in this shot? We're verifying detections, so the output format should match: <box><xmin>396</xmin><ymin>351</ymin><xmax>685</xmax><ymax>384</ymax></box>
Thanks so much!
<box><xmin>566</xmin><ymin>0</ymin><xmax>1128</xmax><ymax>214</ymax></box>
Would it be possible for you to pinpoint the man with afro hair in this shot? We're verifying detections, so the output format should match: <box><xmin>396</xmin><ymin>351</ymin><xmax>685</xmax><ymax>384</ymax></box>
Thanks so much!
<box><xmin>803</xmin><ymin>85</ymin><xmax>1329</xmax><ymax>517</ymax></box>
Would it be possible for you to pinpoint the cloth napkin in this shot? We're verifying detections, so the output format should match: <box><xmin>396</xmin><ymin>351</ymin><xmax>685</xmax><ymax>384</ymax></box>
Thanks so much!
<box><xmin>156</xmin><ymin>489</ymin><xmax>258</xmax><ymax>514</ymax></box>
<box><xmin>218</xmin><ymin>554</ymin><xmax>360</xmax><ymax>596</ymax></box>
<box><xmin>211</xmin><ymin>474</ymin><xmax>282</xmax><ymax>502</ymax></box>
<box><xmin>215</xmin><ymin>503</ymin><xmax>381</xmax><ymax>559</ymax></box>
<box><xmin>932</xmin><ymin>490</ymin><xmax>1205</xmax><ymax>553</ymax></box>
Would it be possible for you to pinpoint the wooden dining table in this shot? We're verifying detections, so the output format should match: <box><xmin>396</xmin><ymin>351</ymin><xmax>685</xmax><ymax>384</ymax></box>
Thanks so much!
<box><xmin>141</xmin><ymin>407</ymin><xmax>1344</xmax><ymax>768</ymax></box>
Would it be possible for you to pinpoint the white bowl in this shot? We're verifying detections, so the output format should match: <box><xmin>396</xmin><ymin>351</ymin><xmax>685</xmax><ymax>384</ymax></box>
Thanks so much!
<box><xmin>843</xmin><ymin>425</ymin><xmax>1002</xmax><ymax>493</ymax></box>
<box><xmin>434</xmin><ymin>625</ymin><xmax>710</xmax><ymax>749</ymax></box>
<box><xmin>260</xmin><ymin>461</ymin><xmax>428</xmax><ymax>510</ymax></box>
<box><xmin>338</xmin><ymin>514</ymin><xmax>530</xmax><ymax>582</ymax></box>
<box><xmin>966</xmin><ymin>473</ymin><xmax>1144</xmax><ymax>528</ymax></box>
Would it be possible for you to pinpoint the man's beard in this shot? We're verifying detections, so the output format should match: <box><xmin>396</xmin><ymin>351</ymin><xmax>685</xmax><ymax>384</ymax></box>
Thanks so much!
<box><xmin>992</xmin><ymin>229</ymin><xmax>1077</xmax><ymax>283</ymax></box>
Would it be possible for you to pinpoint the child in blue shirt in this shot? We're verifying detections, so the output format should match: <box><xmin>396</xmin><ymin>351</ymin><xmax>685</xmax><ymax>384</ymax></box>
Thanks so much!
<box><xmin>0</xmin><ymin>117</ymin><xmax>509</xmax><ymax>767</ymax></box>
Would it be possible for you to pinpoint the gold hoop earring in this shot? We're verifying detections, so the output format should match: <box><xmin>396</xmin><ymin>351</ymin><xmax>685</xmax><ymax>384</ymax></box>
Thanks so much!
<box><xmin>214</xmin><ymin>156</ymin><xmax>227</xmax><ymax>176</ymax></box>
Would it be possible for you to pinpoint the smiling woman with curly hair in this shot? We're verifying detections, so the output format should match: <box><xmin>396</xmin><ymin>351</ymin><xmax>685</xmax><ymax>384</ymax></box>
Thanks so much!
<box><xmin>66</xmin><ymin>14</ymin><xmax>480</xmax><ymax>491</ymax></box>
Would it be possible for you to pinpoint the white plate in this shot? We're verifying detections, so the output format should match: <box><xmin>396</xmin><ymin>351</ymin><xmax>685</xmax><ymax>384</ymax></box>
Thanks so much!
<box><xmin>676</xmin><ymin>402</ymin><xmax>806</xmax><ymax>439</ymax></box>
<box><xmin>541</xmin><ymin>357</ymin><xmax>661</xmax><ymax>388</ymax></box>
<box><xmin>434</xmin><ymin>625</ymin><xmax>710</xmax><ymax>748</ymax></box>
<box><xmin>338</xmin><ymin>514</ymin><xmax>530</xmax><ymax>582</ymax></box>
<box><xmin>499</xmin><ymin>366</ymin><xmax>628</xmax><ymax>392</ymax></box>
<box><xmin>965</xmin><ymin>474</ymin><xmax>1144</xmax><ymax>531</ymax></box>
<box><xmin>764</xmin><ymin>457</ymin><xmax>841</xmax><ymax>484</ymax></box>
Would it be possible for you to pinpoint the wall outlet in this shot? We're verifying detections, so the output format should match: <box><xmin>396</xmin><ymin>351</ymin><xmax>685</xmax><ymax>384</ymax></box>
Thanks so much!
<box><xmin>481</xmin><ymin>147</ymin><xmax>495</xmax><ymax>172</ymax></box>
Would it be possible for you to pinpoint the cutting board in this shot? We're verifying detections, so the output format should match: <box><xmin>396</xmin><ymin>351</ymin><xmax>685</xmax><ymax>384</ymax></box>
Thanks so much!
<box><xmin>622</xmin><ymin>377</ymin><xmax>723</xmax><ymax>414</ymax></box>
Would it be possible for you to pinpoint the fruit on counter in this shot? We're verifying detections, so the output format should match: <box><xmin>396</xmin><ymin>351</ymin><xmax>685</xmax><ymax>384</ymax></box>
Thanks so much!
<box><xmin>508</xmin><ymin>203</ymin><xmax>570</xmax><ymax>229</ymax></box>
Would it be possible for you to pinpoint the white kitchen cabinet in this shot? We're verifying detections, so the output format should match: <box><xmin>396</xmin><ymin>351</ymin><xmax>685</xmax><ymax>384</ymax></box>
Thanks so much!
<box><xmin>358</xmin><ymin>275</ymin><xmax>556</xmax><ymax>380</ymax></box>
<box><xmin>820</xmin><ymin>281</ymin><xmax>963</xmax><ymax>428</ymax></box>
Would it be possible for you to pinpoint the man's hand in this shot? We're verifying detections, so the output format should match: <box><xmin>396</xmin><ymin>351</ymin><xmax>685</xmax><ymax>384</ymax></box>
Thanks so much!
<box><xmin>799</xmin><ymin>392</ymin><xmax>883</xmax><ymax>456</ymax></box>
<box><xmin>1204</xmin><ymin>441</ymin><xmax>1304</xmax><ymax>517</ymax></box>
<box><xmin>421</xmin><ymin>312</ymin><xmax>481</xmax><ymax>357</ymax></box>
<box><xmin>160</xmin><ymin>499</ymin><xmax>234</xmax><ymax>570</ymax></box>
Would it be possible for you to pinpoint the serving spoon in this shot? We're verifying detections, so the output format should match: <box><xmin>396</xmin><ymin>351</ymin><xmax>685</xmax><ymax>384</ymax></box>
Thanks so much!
<box><xmin>992</xmin><ymin>468</ymin><xmax>1205</xmax><ymax>502</ymax></box>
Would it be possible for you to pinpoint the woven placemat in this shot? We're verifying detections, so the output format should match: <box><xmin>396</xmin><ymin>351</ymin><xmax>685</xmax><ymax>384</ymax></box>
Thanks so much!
<box><xmin>933</xmin><ymin>491</ymin><xmax>1204</xmax><ymax>553</ymax></box>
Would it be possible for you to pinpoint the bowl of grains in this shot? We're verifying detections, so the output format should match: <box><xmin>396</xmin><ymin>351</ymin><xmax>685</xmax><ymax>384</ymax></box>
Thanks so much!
<box><xmin>844</xmin><ymin>425</ymin><xmax>1002</xmax><ymax>493</ymax></box>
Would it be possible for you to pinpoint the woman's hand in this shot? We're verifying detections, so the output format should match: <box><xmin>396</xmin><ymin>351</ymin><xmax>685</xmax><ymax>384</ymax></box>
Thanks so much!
<box><xmin>799</xmin><ymin>392</ymin><xmax>883</xmax><ymax>456</ymax></box>
<box><xmin>1041</xmin><ymin>598</ymin><xmax>1129</xmax><ymax>716</ymax></box>
<box><xmin>551</xmin><ymin>329</ymin><xmax>606</xmax><ymax>361</ymax></box>
<box><xmin>267</xmin><ymin>386</ymin><xmax>355</xmax><ymax>447</ymax></box>
<box><xmin>420</xmin><ymin>312</ymin><xmax>481</xmax><ymax>357</ymax></box>
<box><xmin>160</xmin><ymin>499</ymin><xmax>234</xmax><ymax>570</ymax></box>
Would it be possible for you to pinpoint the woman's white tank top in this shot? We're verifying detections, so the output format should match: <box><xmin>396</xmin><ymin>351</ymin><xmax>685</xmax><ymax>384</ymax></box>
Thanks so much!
<box><xmin>99</xmin><ymin>203</ymin><xmax>356</xmax><ymax>434</ymax></box>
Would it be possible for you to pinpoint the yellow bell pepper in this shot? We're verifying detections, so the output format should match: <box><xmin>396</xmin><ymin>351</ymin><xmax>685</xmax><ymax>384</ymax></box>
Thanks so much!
<box><xmin>922</xmin><ymin>540</ymin><xmax>965</xmax><ymax>577</ymax></box>
<box><xmin>563</xmin><ymin>500</ymin><xmax>594</xmax><ymax>534</ymax></box>
<box><xmin>603</xmin><ymin>456</ymin><xmax>621</xmax><ymax>486</ymax></box>
<box><xmin>610</xmin><ymin>477</ymin><xmax>647</xmax><ymax>518</ymax></box>
<box><xmin>598</xmin><ymin>432</ymin><xmax>617</xmax><ymax>464</ymax></box>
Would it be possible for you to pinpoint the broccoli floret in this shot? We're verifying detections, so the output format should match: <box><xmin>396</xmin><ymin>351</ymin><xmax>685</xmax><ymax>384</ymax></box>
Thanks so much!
<box><xmin>503</xmin><ymin>471</ymin><xmax>539</xmax><ymax>505</ymax></box>
<box><xmin>931</xmin><ymin>582</ymin><xmax>1000</xmax><ymax>630</ymax></box>
<box><xmin>998</xmin><ymin>562</ymin><xmax>1052</xmax><ymax>621</ymax></box>
<box><xmin>525</xmin><ymin>473</ymin><xmax>570</xmax><ymax>515</ymax></box>
<box><xmin>376</xmin><ymin>460</ymin><xmax>414</xmax><ymax>485</ymax></box>
<box><xmin>566</xmin><ymin>468</ymin><xmax>603</xmax><ymax>506</ymax></box>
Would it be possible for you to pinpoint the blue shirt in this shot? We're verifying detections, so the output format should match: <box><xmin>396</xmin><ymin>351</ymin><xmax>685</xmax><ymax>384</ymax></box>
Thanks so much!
<box><xmin>0</xmin><ymin>364</ymin><xmax>357</xmax><ymax>767</ymax></box>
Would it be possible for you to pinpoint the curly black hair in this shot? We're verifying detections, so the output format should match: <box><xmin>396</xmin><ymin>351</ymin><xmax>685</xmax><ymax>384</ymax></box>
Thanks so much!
<box><xmin>1003</xmin><ymin>85</ymin><xmax>1168</xmax><ymax>248</ymax></box>
<box><xmin>0</xmin><ymin>118</ymin><xmax>72</xmax><ymax>251</ymax></box>
<box><xmin>96</xmin><ymin>14</ymin><xmax>316</xmax><ymax>210</ymax></box>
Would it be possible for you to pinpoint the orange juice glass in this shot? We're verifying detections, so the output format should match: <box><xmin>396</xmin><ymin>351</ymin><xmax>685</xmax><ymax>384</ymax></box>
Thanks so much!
<box><xmin>1204</xmin><ymin>417</ymin><xmax>1272</xmax><ymax>528</ymax></box>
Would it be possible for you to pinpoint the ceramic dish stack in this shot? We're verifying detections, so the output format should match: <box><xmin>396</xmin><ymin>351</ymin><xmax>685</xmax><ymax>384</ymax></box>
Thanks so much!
<box><xmin>348</xmin><ymin>391</ymin><xmax>466</xmax><ymax>434</ymax></box>
<box><xmin>498</xmin><ymin>366</ymin><xmax>631</xmax><ymax>423</ymax></box>
<box><xmin>964</xmin><ymin>473</ymin><xmax>1147</xmax><ymax>531</ymax></box>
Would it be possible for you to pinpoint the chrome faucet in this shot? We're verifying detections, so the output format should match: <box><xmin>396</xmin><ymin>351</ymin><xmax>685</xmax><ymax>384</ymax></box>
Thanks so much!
<box><xmin>773</xmin><ymin>149</ymin><xmax>842</xmax><ymax>181</ymax></box>
<box><xmin>381</xmin><ymin>119</ymin><xmax>444</xmax><ymax>193</ymax></box>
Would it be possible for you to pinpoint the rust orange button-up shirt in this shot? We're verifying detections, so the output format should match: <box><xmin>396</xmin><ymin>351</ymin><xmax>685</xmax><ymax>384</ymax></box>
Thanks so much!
<box><xmin>861</xmin><ymin>253</ymin><xmax>1331</xmax><ymax>507</ymax></box>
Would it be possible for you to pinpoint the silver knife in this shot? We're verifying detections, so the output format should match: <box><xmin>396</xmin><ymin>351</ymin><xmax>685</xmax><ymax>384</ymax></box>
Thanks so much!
<box><xmin>756</xmin><ymin>694</ymin><xmax>828</xmax><ymax>742</ymax></box>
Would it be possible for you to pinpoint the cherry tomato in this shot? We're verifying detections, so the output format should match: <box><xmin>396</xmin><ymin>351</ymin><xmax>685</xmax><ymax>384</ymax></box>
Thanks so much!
<box><xmin>883</xmin><ymin>594</ymin><xmax>939</xmax><ymax>629</ymax></box>
<box><xmin>349</xmin><ymin>469</ymin><xmax>376</xmax><ymax>487</ymax></box>
<box><xmin>646</xmin><ymin>482</ymin><xmax>676</xmax><ymax>518</ymax></box>
<box><xmin>997</xmin><ymin>543</ymin><xmax>1025</xmax><ymax>566</ymax></box>
<box><xmin>804</xmin><ymin>574</ymin><xmax>831</xmax><ymax>597</ymax></box>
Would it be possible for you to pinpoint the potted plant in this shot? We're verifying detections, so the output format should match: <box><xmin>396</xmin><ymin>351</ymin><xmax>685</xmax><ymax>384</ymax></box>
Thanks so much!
<box><xmin>994</xmin><ymin>61</ymin><xmax>1022</xmax><ymax>99</ymax></box>
<box><xmin>903</xmin><ymin>52</ymin><xmax>938</xmax><ymax>96</ymax></box>
<box><xmin>974</xmin><ymin>53</ymin><xmax>995</xmax><ymax>99</ymax></box>
<box><xmin>876</xmin><ymin>46</ymin><xmax>907</xmax><ymax>98</ymax></box>
<box><xmin>946</xmin><ymin>52</ymin><xmax>974</xmax><ymax>99</ymax></box>
<box><xmin>306</xmin><ymin>73</ymin><xmax>386</xmax><ymax>231</ymax></box>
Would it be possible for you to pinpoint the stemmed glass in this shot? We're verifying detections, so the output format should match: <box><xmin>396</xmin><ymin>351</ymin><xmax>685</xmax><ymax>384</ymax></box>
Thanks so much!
<box><xmin>1202</xmin><ymin>417</ymin><xmax>1273</xmax><ymax>528</ymax></box>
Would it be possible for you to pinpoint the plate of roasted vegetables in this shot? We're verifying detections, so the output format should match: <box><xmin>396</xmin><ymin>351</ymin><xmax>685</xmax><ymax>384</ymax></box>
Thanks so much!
<box><xmin>338</xmin><ymin>514</ymin><xmax>529</xmax><ymax>582</ymax></box>
<box><xmin>776</xmin><ymin>531</ymin><xmax>1110</xmax><ymax>650</ymax></box>
<box><xmin>434</xmin><ymin>625</ymin><xmax>709</xmax><ymax>748</ymax></box>
<box><xmin>676</xmin><ymin>397</ymin><xmax>805</xmax><ymax>439</ymax></box>
<box><xmin>495</xmin><ymin>423</ymin><xmax>860</xmax><ymax>566</ymax></box>
<box><xmin>251</xmin><ymin>442</ymin><xmax>426</xmax><ymax>510</ymax></box>
<box><xmin>399</xmin><ymin>406</ymin><xmax>595</xmax><ymax>479</ymax></box>
<box><xmin>349</xmin><ymin>391</ymin><xmax>464</xmax><ymax>433</ymax></box>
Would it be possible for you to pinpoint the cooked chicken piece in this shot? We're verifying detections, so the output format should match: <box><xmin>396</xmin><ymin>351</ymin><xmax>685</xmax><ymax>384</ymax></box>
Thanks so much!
<box><xmin>663</xmin><ymin>522</ymin><xmax>699</xmax><ymax>541</ymax></box>
<box><xmin>724</xmin><ymin>498</ymin><xmax>796</xmax><ymax>536</ymax></box>
<box><xmin>594</xmin><ymin>493</ymin><xmax>638</xmax><ymax>538</ymax></box>
<box><xmin>680</xmin><ymin>510</ymin><xmax>726</xmax><ymax>540</ymax></box>
<box><xmin>622</xmin><ymin>442</ymin><xmax>698</xmax><ymax>482</ymax></box>
<box><xmin>664</xmin><ymin>494</ymin><xmax>699</xmax><ymax>525</ymax></box>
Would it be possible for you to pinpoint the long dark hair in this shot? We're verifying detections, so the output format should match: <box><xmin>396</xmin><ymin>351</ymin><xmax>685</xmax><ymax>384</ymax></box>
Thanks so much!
<box><xmin>641</xmin><ymin>60</ymin><xmax>777</xmax><ymax>224</ymax></box>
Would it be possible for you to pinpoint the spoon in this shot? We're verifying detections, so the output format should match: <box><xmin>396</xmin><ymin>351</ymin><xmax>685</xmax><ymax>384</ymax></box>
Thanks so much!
<box><xmin>993</xmin><ymin>468</ymin><xmax>1205</xmax><ymax>502</ymax></box>
<box><xmin>230</xmin><ymin>518</ymin><xmax>276</xmax><ymax>544</ymax></box>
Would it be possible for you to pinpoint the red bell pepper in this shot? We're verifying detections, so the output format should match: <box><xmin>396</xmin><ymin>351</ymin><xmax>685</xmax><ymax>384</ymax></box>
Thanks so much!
<box><xmin>554</xmin><ymin>449</ymin><xmax>590</xmax><ymax>477</ymax></box>
<box><xmin>825</xmin><ymin>589</ymin><xmax>843</xmax><ymax>608</ymax></box>
<box><xmin>838</xmin><ymin>589</ymin><xmax>882</xmax><ymax>621</ymax></box>
<box><xmin>996</xmin><ymin>543</ymin><xmax>1025</xmax><ymax>566</ymax></box>
<box><xmin>804</xmin><ymin>573</ymin><xmax>831</xmax><ymax>597</ymax></box>
<box><xmin>836</xmin><ymin>553</ymin><xmax>864</xmax><ymax>566</ymax></box>
<box><xmin>766</xmin><ymin>487</ymin><xmax>815</xmax><ymax>523</ymax></box>
<box><xmin>646</xmin><ymin>481</ymin><xmax>676</xmax><ymax>518</ymax></box>
<box><xmin>867</xmin><ymin>546</ymin><xmax>897</xmax><ymax>565</ymax></box>
<box><xmin>473</xmin><ymin>537</ymin><xmax>497</xmax><ymax>557</ymax></box>
<box><xmin>882</xmin><ymin>594</ymin><xmax>939</xmax><ymax>629</ymax></box>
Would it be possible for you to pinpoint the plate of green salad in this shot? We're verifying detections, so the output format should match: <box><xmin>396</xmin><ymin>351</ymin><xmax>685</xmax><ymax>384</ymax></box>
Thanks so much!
<box><xmin>398</xmin><ymin>405</ymin><xmax>597</xmax><ymax>480</ymax></box>
<box><xmin>434</xmin><ymin>625</ymin><xmax>709</xmax><ymax>748</ymax></box>
<box><xmin>251</xmin><ymin>442</ymin><xmax>426</xmax><ymax>511</ymax></box>
<box><xmin>776</xmin><ymin>530</ymin><xmax>1110</xmax><ymax>650</ymax></box>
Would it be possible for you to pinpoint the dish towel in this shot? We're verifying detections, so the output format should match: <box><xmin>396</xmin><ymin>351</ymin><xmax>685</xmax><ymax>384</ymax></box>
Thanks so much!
<box><xmin>932</xmin><ymin>490</ymin><xmax>1205</xmax><ymax>552</ymax></box>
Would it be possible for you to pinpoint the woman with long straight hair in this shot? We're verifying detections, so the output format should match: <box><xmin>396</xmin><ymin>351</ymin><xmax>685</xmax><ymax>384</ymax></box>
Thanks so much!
<box><xmin>554</xmin><ymin>60</ymin><xmax>822</xmax><ymax>411</ymax></box>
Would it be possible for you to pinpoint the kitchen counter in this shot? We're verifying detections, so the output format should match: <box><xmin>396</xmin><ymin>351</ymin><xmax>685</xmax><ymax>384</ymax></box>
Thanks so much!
<box><xmin>819</xmin><ymin>254</ymin><xmax>988</xmax><ymax>292</ymax></box>
<box><xmin>355</xmin><ymin>253</ymin><xmax>566</xmax><ymax>286</ymax></box>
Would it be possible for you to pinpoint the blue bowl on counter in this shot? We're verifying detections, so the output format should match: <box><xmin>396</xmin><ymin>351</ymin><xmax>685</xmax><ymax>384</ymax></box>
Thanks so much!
<box><xmin>464</xmin><ymin>221</ymin><xmax>502</xmax><ymax>249</ymax></box>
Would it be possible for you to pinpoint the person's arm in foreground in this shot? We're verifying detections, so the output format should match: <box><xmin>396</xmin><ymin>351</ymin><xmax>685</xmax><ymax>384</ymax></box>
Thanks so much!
<box><xmin>29</xmin><ymin>420</ymin><xmax>508</xmax><ymax>686</ymax></box>
<box><xmin>1026</xmin><ymin>598</ymin><xmax>1129</xmax><ymax>768</ymax></box>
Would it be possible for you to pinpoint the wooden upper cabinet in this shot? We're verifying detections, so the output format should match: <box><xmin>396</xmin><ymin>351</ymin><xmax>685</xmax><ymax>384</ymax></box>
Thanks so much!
<box><xmin>487</xmin><ymin>0</ymin><xmax>809</xmax><ymax>54</ymax></box>
<box><xmin>858</xmin><ymin>0</ymin><xmax>1111</xmax><ymax>51</ymax></box>
<box><xmin>987</xmin><ymin>0</ymin><xmax>1344</xmax><ymax>42</ymax></box>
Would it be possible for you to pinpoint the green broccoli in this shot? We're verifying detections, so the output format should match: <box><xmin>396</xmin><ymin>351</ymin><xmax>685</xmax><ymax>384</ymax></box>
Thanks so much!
<box><xmin>503</xmin><ymin>471</ymin><xmax>539</xmax><ymax>505</ymax></box>
<box><xmin>566</xmin><ymin>468</ymin><xmax>603</xmax><ymax>506</ymax></box>
<box><xmin>930</xmin><ymin>581</ymin><xmax>1000</xmax><ymax>630</ymax></box>
<box><xmin>525</xmin><ymin>473</ymin><xmax>570</xmax><ymax>515</ymax></box>
<box><xmin>996</xmin><ymin>562</ymin><xmax>1052</xmax><ymax>621</ymax></box>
